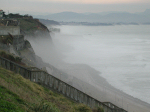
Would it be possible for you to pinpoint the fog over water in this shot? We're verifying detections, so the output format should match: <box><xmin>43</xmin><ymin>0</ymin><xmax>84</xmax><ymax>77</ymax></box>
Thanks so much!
<box><xmin>28</xmin><ymin>25</ymin><xmax>150</xmax><ymax>112</ymax></box>
<box><xmin>51</xmin><ymin>25</ymin><xmax>150</xmax><ymax>104</ymax></box>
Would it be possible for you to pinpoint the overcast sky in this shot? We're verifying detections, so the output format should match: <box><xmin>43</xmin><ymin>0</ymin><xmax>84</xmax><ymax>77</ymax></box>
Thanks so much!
<box><xmin>1</xmin><ymin>0</ymin><xmax>150</xmax><ymax>15</ymax></box>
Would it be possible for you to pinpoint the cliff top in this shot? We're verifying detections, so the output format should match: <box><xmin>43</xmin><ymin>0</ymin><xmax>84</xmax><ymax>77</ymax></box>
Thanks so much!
<box><xmin>18</xmin><ymin>18</ymin><xmax>49</xmax><ymax>35</ymax></box>
<box><xmin>0</xmin><ymin>13</ymin><xmax>50</xmax><ymax>36</ymax></box>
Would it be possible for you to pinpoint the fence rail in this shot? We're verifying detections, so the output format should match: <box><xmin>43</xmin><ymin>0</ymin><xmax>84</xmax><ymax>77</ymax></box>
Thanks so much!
<box><xmin>0</xmin><ymin>56</ymin><xmax>127</xmax><ymax>112</ymax></box>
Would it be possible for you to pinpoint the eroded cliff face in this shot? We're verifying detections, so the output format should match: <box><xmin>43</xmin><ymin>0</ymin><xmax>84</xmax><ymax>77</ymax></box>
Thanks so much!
<box><xmin>0</xmin><ymin>17</ymin><xmax>70</xmax><ymax>85</ymax></box>
<box><xmin>0</xmin><ymin>17</ymin><xmax>52</xmax><ymax>68</ymax></box>
<box><xmin>19</xmin><ymin>20</ymin><xmax>53</xmax><ymax>67</ymax></box>
<box><xmin>0</xmin><ymin>17</ymin><xmax>115</xmax><ymax>105</ymax></box>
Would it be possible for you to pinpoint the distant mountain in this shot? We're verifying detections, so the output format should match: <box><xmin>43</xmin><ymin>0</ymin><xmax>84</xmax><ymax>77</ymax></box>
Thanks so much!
<box><xmin>142</xmin><ymin>9</ymin><xmax>150</xmax><ymax>15</ymax></box>
<box><xmin>33</xmin><ymin>9</ymin><xmax>150</xmax><ymax>23</ymax></box>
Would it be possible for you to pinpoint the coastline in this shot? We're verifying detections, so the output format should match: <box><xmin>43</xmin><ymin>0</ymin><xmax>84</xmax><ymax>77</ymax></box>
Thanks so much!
<box><xmin>28</xmin><ymin>37</ymin><xmax>150</xmax><ymax>112</ymax></box>
<box><xmin>53</xmin><ymin>62</ymin><xmax>150</xmax><ymax>112</ymax></box>
<box><xmin>28</xmin><ymin>25</ymin><xmax>150</xmax><ymax>112</ymax></box>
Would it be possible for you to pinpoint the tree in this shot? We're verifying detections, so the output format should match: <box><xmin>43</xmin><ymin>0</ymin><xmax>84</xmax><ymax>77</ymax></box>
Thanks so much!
<box><xmin>2</xmin><ymin>11</ymin><xmax>6</xmax><ymax>17</ymax></box>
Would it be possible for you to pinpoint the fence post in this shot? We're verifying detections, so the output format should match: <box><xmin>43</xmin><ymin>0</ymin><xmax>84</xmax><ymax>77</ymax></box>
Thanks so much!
<box><xmin>0</xmin><ymin>58</ymin><xmax>1</xmax><ymax>66</ymax></box>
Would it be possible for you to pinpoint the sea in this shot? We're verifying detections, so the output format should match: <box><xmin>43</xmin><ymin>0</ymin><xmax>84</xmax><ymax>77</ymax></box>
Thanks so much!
<box><xmin>52</xmin><ymin>25</ymin><xmax>150</xmax><ymax>105</ymax></box>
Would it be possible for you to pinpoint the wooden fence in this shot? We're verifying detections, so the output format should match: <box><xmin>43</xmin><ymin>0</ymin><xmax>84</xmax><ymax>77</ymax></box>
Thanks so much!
<box><xmin>0</xmin><ymin>56</ymin><xmax>127</xmax><ymax>112</ymax></box>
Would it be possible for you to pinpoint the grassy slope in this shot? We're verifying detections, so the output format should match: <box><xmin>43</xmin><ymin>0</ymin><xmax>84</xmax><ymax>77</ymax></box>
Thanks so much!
<box><xmin>19</xmin><ymin>19</ymin><xmax>38</xmax><ymax>32</ymax></box>
<box><xmin>18</xmin><ymin>18</ymin><xmax>48</xmax><ymax>35</ymax></box>
<box><xmin>0</xmin><ymin>66</ymin><xmax>96</xmax><ymax>112</ymax></box>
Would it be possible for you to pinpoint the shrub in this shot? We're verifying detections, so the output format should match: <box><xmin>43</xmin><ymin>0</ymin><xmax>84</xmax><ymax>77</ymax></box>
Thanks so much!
<box><xmin>29</xmin><ymin>101</ymin><xmax>60</xmax><ymax>112</ymax></box>
<box><xmin>15</xmin><ymin>57</ymin><xmax>22</xmax><ymax>63</ymax></box>
<box><xmin>8</xmin><ymin>55</ymin><xmax>16</xmax><ymax>62</ymax></box>
<box><xmin>93</xmin><ymin>106</ymin><xmax>104</xmax><ymax>112</ymax></box>
<box><xmin>25</xmin><ymin>40</ymin><xmax>31</xmax><ymax>48</ymax></box>
<box><xmin>0</xmin><ymin>51</ymin><xmax>22</xmax><ymax>63</ymax></box>
<box><xmin>97</xmin><ymin>106</ymin><xmax>104</xmax><ymax>112</ymax></box>
<box><xmin>75</xmin><ymin>104</ymin><xmax>92</xmax><ymax>112</ymax></box>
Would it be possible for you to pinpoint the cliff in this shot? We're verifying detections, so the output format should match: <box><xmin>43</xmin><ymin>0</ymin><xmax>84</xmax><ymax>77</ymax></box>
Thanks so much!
<box><xmin>0</xmin><ymin>14</ymin><xmax>53</xmax><ymax>67</ymax></box>
<box><xmin>18</xmin><ymin>18</ymin><xmax>51</xmax><ymax>38</ymax></box>
<box><xmin>0</xmin><ymin>15</ymin><xmax>94</xmax><ymax>112</ymax></box>
<box><xmin>39</xmin><ymin>19</ymin><xmax>60</xmax><ymax>26</ymax></box>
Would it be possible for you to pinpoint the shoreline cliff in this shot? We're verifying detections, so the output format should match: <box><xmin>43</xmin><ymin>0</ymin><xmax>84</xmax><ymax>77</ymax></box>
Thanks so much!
<box><xmin>1</xmin><ymin>13</ymin><xmax>150</xmax><ymax>112</ymax></box>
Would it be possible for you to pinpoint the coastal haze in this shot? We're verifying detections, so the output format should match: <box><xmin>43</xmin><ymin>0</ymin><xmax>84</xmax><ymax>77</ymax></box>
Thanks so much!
<box><xmin>28</xmin><ymin>24</ymin><xmax>150</xmax><ymax>112</ymax></box>
<box><xmin>55</xmin><ymin>25</ymin><xmax>150</xmax><ymax>104</ymax></box>
<box><xmin>2</xmin><ymin>0</ymin><xmax>150</xmax><ymax>112</ymax></box>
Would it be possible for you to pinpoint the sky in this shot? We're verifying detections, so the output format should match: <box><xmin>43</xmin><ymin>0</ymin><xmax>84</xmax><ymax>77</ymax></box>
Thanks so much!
<box><xmin>1</xmin><ymin>0</ymin><xmax>150</xmax><ymax>15</ymax></box>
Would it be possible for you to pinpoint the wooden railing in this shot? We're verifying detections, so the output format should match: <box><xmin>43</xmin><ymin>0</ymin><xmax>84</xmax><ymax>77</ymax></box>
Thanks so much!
<box><xmin>0</xmin><ymin>56</ymin><xmax>127</xmax><ymax>112</ymax></box>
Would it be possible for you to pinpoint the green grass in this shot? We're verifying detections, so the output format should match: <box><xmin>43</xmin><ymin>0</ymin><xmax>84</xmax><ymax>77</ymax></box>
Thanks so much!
<box><xmin>0</xmin><ymin>66</ymin><xmax>103</xmax><ymax>112</ymax></box>
<box><xmin>0</xmin><ymin>86</ymin><xmax>25</xmax><ymax>112</ymax></box>
<box><xmin>19</xmin><ymin>19</ymin><xmax>38</xmax><ymax>32</ymax></box>
<box><xmin>18</xmin><ymin>18</ymin><xmax>48</xmax><ymax>36</ymax></box>
<box><xmin>0</xmin><ymin>51</ymin><xmax>24</xmax><ymax>65</ymax></box>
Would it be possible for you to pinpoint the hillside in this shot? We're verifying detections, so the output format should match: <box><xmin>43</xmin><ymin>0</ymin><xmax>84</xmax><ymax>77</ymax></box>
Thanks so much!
<box><xmin>0</xmin><ymin>13</ymin><xmax>50</xmax><ymax>37</ymax></box>
<box><xmin>39</xmin><ymin>19</ymin><xmax>60</xmax><ymax>26</ymax></box>
<box><xmin>0</xmin><ymin>66</ymin><xmax>103</xmax><ymax>112</ymax></box>
<box><xmin>18</xmin><ymin>18</ymin><xmax>50</xmax><ymax>37</ymax></box>
<box><xmin>0</xmin><ymin>13</ymin><xmax>105</xmax><ymax>112</ymax></box>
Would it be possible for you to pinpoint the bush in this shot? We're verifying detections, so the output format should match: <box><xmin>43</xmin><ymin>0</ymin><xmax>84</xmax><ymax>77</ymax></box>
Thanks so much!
<box><xmin>0</xmin><ymin>51</ymin><xmax>22</xmax><ymax>63</ymax></box>
<box><xmin>75</xmin><ymin>104</ymin><xmax>92</xmax><ymax>112</ymax></box>
<box><xmin>93</xmin><ymin>106</ymin><xmax>104</xmax><ymax>112</ymax></box>
<box><xmin>29</xmin><ymin>101</ymin><xmax>60</xmax><ymax>112</ymax></box>
<box><xmin>15</xmin><ymin>57</ymin><xmax>22</xmax><ymax>63</ymax></box>
<box><xmin>25</xmin><ymin>40</ymin><xmax>31</xmax><ymax>48</ymax></box>
<box><xmin>97</xmin><ymin>107</ymin><xmax>104</xmax><ymax>112</ymax></box>
<box><xmin>8</xmin><ymin>55</ymin><xmax>16</xmax><ymax>62</ymax></box>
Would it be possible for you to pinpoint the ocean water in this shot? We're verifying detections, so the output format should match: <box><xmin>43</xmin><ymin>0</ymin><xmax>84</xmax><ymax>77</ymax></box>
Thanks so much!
<box><xmin>53</xmin><ymin>25</ymin><xmax>150</xmax><ymax>104</ymax></box>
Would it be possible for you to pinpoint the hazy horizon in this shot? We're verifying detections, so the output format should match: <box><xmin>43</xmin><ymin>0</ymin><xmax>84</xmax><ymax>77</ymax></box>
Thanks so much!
<box><xmin>27</xmin><ymin>25</ymin><xmax>150</xmax><ymax>112</ymax></box>
<box><xmin>1</xmin><ymin>0</ymin><xmax>150</xmax><ymax>15</ymax></box>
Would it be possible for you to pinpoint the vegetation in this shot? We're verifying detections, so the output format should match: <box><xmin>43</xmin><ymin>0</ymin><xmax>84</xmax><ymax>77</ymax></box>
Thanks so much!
<box><xmin>0</xmin><ymin>66</ymin><xmax>103</xmax><ymax>112</ymax></box>
<box><xmin>0</xmin><ymin>51</ymin><xmax>23</xmax><ymax>64</ymax></box>
<box><xmin>18</xmin><ymin>18</ymin><xmax>49</xmax><ymax>36</ymax></box>
<box><xmin>1</xmin><ymin>12</ymin><xmax>33</xmax><ymax>19</ymax></box>
<box><xmin>0</xmin><ymin>12</ymin><xmax>104</xmax><ymax>112</ymax></box>
<box><xmin>93</xmin><ymin>107</ymin><xmax>104</xmax><ymax>112</ymax></box>
<box><xmin>24</xmin><ymin>40</ymin><xmax>32</xmax><ymax>48</ymax></box>
<box><xmin>1</xmin><ymin>12</ymin><xmax>48</xmax><ymax>36</ymax></box>
<box><xmin>19</xmin><ymin>19</ymin><xmax>39</xmax><ymax>32</ymax></box>
<box><xmin>8</xmin><ymin>13</ymin><xmax>33</xmax><ymax>19</ymax></box>
<box><xmin>0</xmin><ymin>35</ymin><xmax>13</xmax><ymax>45</ymax></box>
<box><xmin>39</xmin><ymin>19</ymin><xmax>60</xmax><ymax>26</ymax></box>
